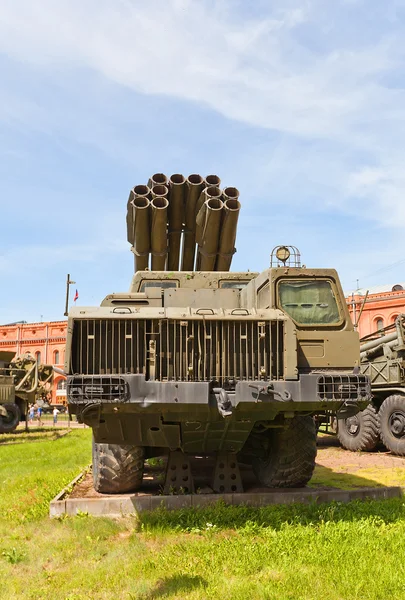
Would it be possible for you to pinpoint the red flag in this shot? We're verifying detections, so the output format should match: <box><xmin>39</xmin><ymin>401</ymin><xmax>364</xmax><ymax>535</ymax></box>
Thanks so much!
<box><xmin>73</xmin><ymin>289</ymin><xmax>79</xmax><ymax>302</ymax></box>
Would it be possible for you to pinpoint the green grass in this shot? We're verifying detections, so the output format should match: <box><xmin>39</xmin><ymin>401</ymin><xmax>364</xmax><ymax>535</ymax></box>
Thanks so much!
<box><xmin>2</xmin><ymin>432</ymin><xmax>405</xmax><ymax>599</ymax></box>
<box><xmin>0</xmin><ymin>428</ymin><xmax>91</xmax><ymax>521</ymax></box>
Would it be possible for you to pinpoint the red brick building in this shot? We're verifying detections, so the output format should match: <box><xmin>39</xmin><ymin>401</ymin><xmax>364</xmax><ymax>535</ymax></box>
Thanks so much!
<box><xmin>347</xmin><ymin>283</ymin><xmax>405</xmax><ymax>339</ymax></box>
<box><xmin>0</xmin><ymin>320</ymin><xmax>67</xmax><ymax>405</ymax></box>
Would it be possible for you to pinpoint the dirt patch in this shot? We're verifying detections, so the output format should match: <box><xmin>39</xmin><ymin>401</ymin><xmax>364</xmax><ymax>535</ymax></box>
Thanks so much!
<box><xmin>317</xmin><ymin>436</ymin><xmax>405</xmax><ymax>469</ymax></box>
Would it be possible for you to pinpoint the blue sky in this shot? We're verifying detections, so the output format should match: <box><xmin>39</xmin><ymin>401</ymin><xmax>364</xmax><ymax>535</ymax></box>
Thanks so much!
<box><xmin>1</xmin><ymin>0</ymin><xmax>405</xmax><ymax>323</ymax></box>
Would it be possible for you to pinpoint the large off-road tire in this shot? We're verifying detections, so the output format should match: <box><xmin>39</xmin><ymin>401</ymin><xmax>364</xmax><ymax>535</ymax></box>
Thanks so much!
<box><xmin>251</xmin><ymin>416</ymin><xmax>317</xmax><ymax>488</ymax></box>
<box><xmin>337</xmin><ymin>404</ymin><xmax>380</xmax><ymax>451</ymax></box>
<box><xmin>0</xmin><ymin>403</ymin><xmax>20</xmax><ymax>434</ymax></box>
<box><xmin>379</xmin><ymin>395</ymin><xmax>405</xmax><ymax>456</ymax></box>
<box><xmin>92</xmin><ymin>440</ymin><xmax>145</xmax><ymax>494</ymax></box>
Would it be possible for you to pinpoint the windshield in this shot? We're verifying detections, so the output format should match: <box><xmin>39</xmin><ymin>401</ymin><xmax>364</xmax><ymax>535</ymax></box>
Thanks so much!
<box><xmin>219</xmin><ymin>280</ymin><xmax>250</xmax><ymax>290</ymax></box>
<box><xmin>278</xmin><ymin>279</ymin><xmax>340</xmax><ymax>325</ymax></box>
<box><xmin>139</xmin><ymin>280</ymin><xmax>178</xmax><ymax>292</ymax></box>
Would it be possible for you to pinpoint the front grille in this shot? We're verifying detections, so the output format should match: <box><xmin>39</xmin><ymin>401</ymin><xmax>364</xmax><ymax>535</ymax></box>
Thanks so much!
<box><xmin>317</xmin><ymin>374</ymin><xmax>371</xmax><ymax>401</ymax></box>
<box><xmin>67</xmin><ymin>376</ymin><xmax>129</xmax><ymax>404</ymax></box>
<box><xmin>70</xmin><ymin>318</ymin><xmax>285</xmax><ymax>383</ymax></box>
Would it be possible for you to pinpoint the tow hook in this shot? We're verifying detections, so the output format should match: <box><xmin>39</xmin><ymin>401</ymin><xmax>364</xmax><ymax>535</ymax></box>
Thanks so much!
<box><xmin>248</xmin><ymin>383</ymin><xmax>292</xmax><ymax>402</ymax></box>
<box><xmin>215</xmin><ymin>389</ymin><xmax>233</xmax><ymax>418</ymax></box>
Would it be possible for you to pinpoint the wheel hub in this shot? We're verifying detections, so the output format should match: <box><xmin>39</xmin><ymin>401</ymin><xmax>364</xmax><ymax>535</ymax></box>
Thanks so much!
<box><xmin>389</xmin><ymin>411</ymin><xmax>405</xmax><ymax>438</ymax></box>
<box><xmin>1</xmin><ymin>410</ymin><xmax>15</xmax><ymax>425</ymax></box>
<box><xmin>345</xmin><ymin>415</ymin><xmax>360</xmax><ymax>436</ymax></box>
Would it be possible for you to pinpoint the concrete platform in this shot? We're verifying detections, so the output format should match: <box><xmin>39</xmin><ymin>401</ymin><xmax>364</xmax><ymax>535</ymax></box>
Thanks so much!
<box><xmin>50</xmin><ymin>466</ymin><xmax>403</xmax><ymax>518</ymax></box>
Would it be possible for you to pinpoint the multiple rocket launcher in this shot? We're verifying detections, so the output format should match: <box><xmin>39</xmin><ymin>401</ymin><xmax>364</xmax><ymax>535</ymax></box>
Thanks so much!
<box><xmin>126</xmin><ymin>173</ymin><xmax>241</xmax><ymax>272</ymax></box>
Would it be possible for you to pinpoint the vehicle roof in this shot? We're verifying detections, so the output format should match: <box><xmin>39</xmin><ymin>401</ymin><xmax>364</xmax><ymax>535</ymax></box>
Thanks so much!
<box><xmin>128</xmin><ymin>270</ymin><xmax>258</xmax><ymax>292</ymax></box>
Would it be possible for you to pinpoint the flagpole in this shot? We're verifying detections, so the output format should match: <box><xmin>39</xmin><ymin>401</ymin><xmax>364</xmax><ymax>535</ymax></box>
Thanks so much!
<box><xmin>64</xmin><ymin>274</ymin><xmax>76</xmax><ymax>317</ymax></box>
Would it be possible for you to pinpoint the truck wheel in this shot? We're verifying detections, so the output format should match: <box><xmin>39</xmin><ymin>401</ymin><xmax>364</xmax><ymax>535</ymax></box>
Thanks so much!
<box><xmin>336</xmin><ymin>404</ymin><xmax>380</xmax><ymax>451</ymax></box>
<box><xmin>92</xmin><ymin>440</ymin><xmax>145</xmax><ymax>494</ymax></box>
<box><xmin>379</xmin><ymin>395</ymin><xmax>405</xmax><ymax>456</ymax></box>
<box><xmin>251</xmin><ymin>416</ymin><xmax>316</xmax><ymax>488</ymax></box>
<box><xmin>0</xmin><ymin>403</ymin><xmax>20</xmax><ymax>434</ymax></box>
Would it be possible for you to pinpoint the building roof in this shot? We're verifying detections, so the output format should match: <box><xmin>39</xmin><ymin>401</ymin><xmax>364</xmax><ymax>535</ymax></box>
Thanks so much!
<box><xmin>347</xmin><ymin>282</ymin><xmax>405</xmax><ymax>297</ymax></box>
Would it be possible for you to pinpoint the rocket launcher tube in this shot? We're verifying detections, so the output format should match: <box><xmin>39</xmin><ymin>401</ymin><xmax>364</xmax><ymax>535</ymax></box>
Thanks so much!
<box><xmin>196</xmin><ymin>196</ymin><xmax>224</xmax><ymax>271</ymax></box>
<box><xmin>151</xmin><ymin>195</ymin><xmax>169</xmax><ymax>270</ymax></box>
<box><xmin>195</xmin><ymin>185</ymin><xmax>222</xmax><ymax>222</ymax></box>
<box><xmin>168</xmin><ymin>174</ymin><xmax>186</xmax><ymax>271</ymax></box>
<box><xmin>148</xmin><ymin>173</ymin><xmax>168</xmax><ymax>188</ymax></box>
<box><xmin>181</xmin><ymin>174</ymin><xmax>206</xmax><ymax>271</ymax></box>
<box><xmin>151</xmin><ymin>184</ymin><xmax>168</xmax><ymax>199</ymax></box>
<box><xmin>131</xmin><ymin>194</ymin><xmax>151</xmax><ymax>271</ymax></box>
<box><xmin>126</xmin><ymin>184</ymin><xmax>150</xmax><ymax>244</ymax></box>
<box><xmin>216</xmin><ymin>191</ymin><xmax>241</xmax><ymax>271</ymax></box>
<box><xmin>205</xmin><ymin>174</ymin><xmax>221</xmax><ymax>187</ymax></box>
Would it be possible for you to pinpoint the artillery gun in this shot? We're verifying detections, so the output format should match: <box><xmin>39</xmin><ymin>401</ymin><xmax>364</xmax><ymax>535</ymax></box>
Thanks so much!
<box><xmin>65</xmin><ymin>173</ymin><xmax>370</xmax><ymax>494</ymax></box>
<box><xmin>0</xmin><ymin>351</ymin><xmax>53</xmax><ymax>433</ymax></box>
<box><xmin>337</xmin><ymin>314</ymin><xmax>405</xmax><ymax>455</ymax></box>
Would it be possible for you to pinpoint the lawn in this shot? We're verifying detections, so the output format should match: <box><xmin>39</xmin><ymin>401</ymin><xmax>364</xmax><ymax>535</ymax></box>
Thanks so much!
<box><xmin>1</xmin><ymin>430</ymin><xmax>405</xmax><ymax>599</ymax></box>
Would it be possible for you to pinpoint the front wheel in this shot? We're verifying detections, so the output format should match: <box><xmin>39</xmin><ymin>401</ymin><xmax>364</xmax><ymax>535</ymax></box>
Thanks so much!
<box><xmin>0</xmin><ymin>403</ymin><xmax>20</xmax><ymax>434</ymax></box>
<box><xmin>250</xmin><ymin>416</ymin><xmax>317</xmax><ymax>488</ymax></box>
<box><xmin>337</xmin><ymin>404</ymin><xmax>380</xmax><ymax>452</ymax></box>
<box><xmin>92</xmin><ymin>440</ymin><xmax>145</xmax><ymax>494</ymax></box>
<box><xmin>379</xmin><ymin>395</ymin><xmax>405</xmax><ymax>456</ymax></box>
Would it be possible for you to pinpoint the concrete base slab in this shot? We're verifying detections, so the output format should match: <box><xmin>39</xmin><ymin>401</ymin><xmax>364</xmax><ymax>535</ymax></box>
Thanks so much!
<box><xmin>50</xmin><ymin>474</ymin><xmax>403</xmax><ymax>518</ymax></box>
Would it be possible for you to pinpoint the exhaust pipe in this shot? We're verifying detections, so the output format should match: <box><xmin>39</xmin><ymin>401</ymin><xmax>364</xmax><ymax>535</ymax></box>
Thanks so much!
<box><xmin>216</xmin><ymin>188</ymin><xmax>241</xmax><ymax>271</ymax></box>
<box><xmin>167</xmin><ymin>174</ymin><xmax>186</xmax><ymax>270</ymax></box>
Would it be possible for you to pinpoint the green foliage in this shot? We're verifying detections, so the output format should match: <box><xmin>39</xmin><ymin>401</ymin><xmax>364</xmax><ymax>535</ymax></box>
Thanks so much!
<box><xmin>1</xmin><ymin>546</ymin><xmax>26</xmax><ymax>564</ymax></box>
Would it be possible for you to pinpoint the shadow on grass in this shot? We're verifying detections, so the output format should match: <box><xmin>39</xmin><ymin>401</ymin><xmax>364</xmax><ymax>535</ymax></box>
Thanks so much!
<box><xmin>310</xmin><ymin>464</ymin><xmax>387</xmax><ymax>490</ymax></box>
<box><xmin>0</xmin><ymin>429</ymin><xmax>69</xmax><ymax>445</ymax></box>
<box><xmin>138</xmin><ymin>575</ymin><xmax>207</xmax><ymax>599</ymax></box>
<box><xmin>139</xmin><ymin>494</ymin><xmax>405</xmax><ymax>533</ymax></box>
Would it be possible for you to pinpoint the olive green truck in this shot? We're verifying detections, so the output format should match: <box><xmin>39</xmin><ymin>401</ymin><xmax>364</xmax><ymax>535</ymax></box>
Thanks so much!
<box><xmin>336</xmin><ymin>314</ymin><xmax>405</xmax><ymax>455</ymax></box>
<box><xmin>0</xmin><ymin>351</ymin><xmax>53</xmax><ymax>433</ymax></box>
<box><xmin>65</xmin><ymin>173</ymin><xmax>370</xmax><ymax>494</ymax></box>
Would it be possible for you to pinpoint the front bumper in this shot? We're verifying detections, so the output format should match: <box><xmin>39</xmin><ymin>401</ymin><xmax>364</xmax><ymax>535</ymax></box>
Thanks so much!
<box><xmin>67</xmin><ymin>372</ymin><xmax>370</xmax><ymax>450</ymax></box>
<box><xmin>67</xmin><ymin>372</ymin><xmax>370</xmax><ymax>410</ymax></box>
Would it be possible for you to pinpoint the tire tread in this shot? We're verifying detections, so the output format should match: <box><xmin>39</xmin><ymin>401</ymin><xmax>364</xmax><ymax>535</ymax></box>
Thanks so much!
<box><xmin>92</xmin><ymin>441</ymin><xmax>144</xmax><ymax>494</ymax></box>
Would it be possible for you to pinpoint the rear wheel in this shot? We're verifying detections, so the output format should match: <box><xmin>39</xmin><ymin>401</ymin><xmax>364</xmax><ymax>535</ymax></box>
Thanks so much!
<box><xmin>0</xmin><ymin>403</ymin><xmax>20</xmax><ymax>434</ymax></box>
<box><xmin>337</xmin><ymin>404</ymin><xmax>380</xmax><ymax>451</ymax></box>
<box><xmin>379</xmin><ymin>395</ymin><xmax>405</xmax><ymax>456</ymax></box>
<box><xmin>92</xmin><ymin>440</ymin><xmax>145</xmax><ymax>494</ymax></box>
<box><xmin>250</xmin><ymin>416</ymin><xmax>317</xmax><ymax>488</ymax></box>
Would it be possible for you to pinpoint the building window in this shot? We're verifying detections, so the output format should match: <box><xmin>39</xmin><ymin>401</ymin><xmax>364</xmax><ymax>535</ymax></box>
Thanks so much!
<box><xmin>375</xmin><ymin>318</ymin><xmax>384</xmax><ymax>332</ymax></box>
<box><xmin>391</xmin><ymin>315</ymin><xmax>399</xmax><ymax>324</ymax></box>
<box><xmin>56</xmin><ymin>379</ymin><xmax>66</xmax><ymax>391</ymax></box>
<box><xmin>35</xmin><ymin>351</ymin><xmax>41</xmax><ymax>364</ymax></box>
<box><xmin>392</xmin><ymin>285</ymin><xmax>403</xmax><ymax>292</ymax></box>
<box><xmin>54</xmin><ymin>350</ymin><xmax>60</xmax><ymax>364</ymax></box>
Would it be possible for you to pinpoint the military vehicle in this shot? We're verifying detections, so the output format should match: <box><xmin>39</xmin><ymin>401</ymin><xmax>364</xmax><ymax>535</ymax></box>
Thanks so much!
<box><xmin>65</xmin><ymin>173</ymin><xmax>370</xmax><ymax>494</ymax></box>
<box><xmin>0</xmin><ymin>351</ymin><xmax>53</xmax><ymax>433</ymax></box>
<box><xmin>336</xmin><ymin>314</ymin><xmax>405</xmax><ymax>455</ymax></box>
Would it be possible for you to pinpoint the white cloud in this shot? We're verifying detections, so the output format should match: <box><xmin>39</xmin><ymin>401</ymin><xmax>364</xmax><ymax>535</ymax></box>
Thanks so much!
<box><xmin>0</xmin><ymin>0</ymin><xmax>405</xmax><ymax>230</ymax></box>
<box><xmin>0</xmin><ymin>0</ymin><xmax>398</xmax><ymax>140</ymax></box>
